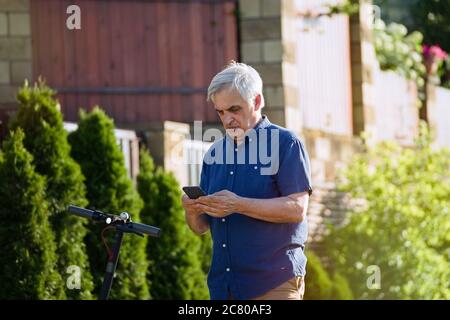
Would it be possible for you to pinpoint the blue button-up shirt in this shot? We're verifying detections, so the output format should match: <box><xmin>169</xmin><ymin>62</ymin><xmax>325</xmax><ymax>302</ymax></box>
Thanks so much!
<box><xmin>200</xmin><ymin>116</ymin><xmax>312</xmax><ymax>300</ymax></box>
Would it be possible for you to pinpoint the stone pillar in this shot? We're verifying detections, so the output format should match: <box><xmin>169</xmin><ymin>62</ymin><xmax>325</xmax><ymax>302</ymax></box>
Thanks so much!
<box><xmin>141</xmin><ymin>121</ymin><xmax>190</xmax><ymax>188</ymax></box>
<box><xmin>0</xmin><ymin>0</ymin><xmax>31</xmax><ymax>111</ymax></box>
<box><xmin>349</xmin><ymin>0</ymin><xmax>378</xmax><ymax>145</ymax></box>
<box><xmin>239</xmin><ymin>0</ymin><xmax>302</xmax><ymax>136</ymax></box>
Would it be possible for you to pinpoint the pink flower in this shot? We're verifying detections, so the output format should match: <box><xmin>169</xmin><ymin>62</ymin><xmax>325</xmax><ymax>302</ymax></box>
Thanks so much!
<box><xmin>423</xmin><ymin>44</ymin><xmax>448</xmax><ymax>61</ymax></box>
<box><xmin>423</xmin><ymin>45</ymin><xmax>448</xmax><ymax>77</ymax></box>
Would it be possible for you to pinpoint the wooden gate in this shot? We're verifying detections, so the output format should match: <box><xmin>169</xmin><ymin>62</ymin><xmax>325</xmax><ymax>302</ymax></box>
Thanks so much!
<box><xmin>30</xmin><ymin>0</ymin><xmax>238</xmax><ymax>125</ymax></box>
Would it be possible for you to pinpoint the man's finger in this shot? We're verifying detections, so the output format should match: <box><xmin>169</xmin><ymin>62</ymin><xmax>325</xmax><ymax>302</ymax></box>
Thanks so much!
<box><xmin>196</xmin><ymin>203</ymin><xmax>219</xmax><ymax>214</ymax></box>
<box><xmin>213</xmin><ymin>190</ymin><xmax>230</xmax><ymax>196</ymax></box>
<box><xmin>197</xmin><ymin>196</ymin><xmax>220</xmax><ymax>205</ymax></box>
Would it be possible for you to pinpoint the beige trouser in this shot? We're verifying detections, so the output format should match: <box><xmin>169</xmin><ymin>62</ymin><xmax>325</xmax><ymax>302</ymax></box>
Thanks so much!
<box><xmin>252</xmin><ymin>276</ymin><xmax>305</xmax><ymax>300</ymax></box>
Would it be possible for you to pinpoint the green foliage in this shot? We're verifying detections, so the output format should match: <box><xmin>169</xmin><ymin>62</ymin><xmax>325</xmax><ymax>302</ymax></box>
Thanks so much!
<box><xmin>437</xmin><ymin>56</ymin><xmax>450</xmax><ymax>89</ymax></box>
<box><xmin>68</xmin><ymin>107</ymin><xmax>149</xmax><ymax>299</ymax></box>
<box><xmin>0</xmin><ymin>129</ymin><xmax>65</xmax><ymax>299</ymax></box>
<box><xmin>10</xmin><ymin>80</ymin><xmax>93</xmax><ymax>299</ymax></box>
<box><xmin>304</xmin><ymin>251</ymin><xmax>333</xmax><ymax>300</ymax></box>
<box><xmin>330</xmin><ymin>273</ymin><xmax>354</xmax><ymax>300</ymax></box>
<box><xmin>373</xmin><ymin>19</ymin><xmax>426</xmax><ymax>88</ymax></box>
<box><xmin>325</xmin><ymin>124</ymin><xmax>450</xmax><ymax>299</ymax></box>
<box><xmin>326</xmin><ymin>0</ymin><xmax>359</xmax><ymax>17</ymax></box>
<box><xmin>137</xmin><ymin>148</ymin><xmax>209</xmax><ymax>299</ymax></box>
<box><xmin>304</xmin><ymin>251</ymin><xmax>354</xmax><ymax>300</ymax></box>
<box><xmin>199</xmin><ymin>233</ymin><xmax>213</xmax><ymax>275</ymax></box>
<box><xmin>374</xmin><ymin>1</ymin><xmax>450</xmax><ymax>87</ymax></box>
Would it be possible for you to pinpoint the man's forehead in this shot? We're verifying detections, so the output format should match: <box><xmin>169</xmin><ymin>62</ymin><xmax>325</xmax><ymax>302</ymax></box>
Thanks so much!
<box><xmin>212</xmin><ymin>89</ymin><xmax>244</xmax><ymax>109</ymax></box>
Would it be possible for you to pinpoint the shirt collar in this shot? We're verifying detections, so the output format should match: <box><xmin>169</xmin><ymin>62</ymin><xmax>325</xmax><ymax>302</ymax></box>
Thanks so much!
<box><xmin>253</xmin><ymin>114</ymin><xmax>271</xmax><ymax>130</ymax></box>
<box><xmin>225</xmin><ymin>115</ymin><xmax>271</xmax><ymax>146</ymax></box>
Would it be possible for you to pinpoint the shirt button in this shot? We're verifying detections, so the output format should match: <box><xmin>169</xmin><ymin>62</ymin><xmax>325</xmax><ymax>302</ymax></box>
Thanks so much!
<box><xmin>254</xmin><ymin>166</ymin><xmax>258</xmax><ymax>169</ymax></box>
<box><xmin>249</xmin><ymin>138</ymin><xmax>253</xmax><ymax>142</ymax></box>
<box><xmin>222</xmin><ymin>243</ymin><xmax>227</xmax><ymax>248</ymax></box>
<box><xmin>222</xmin><ymin>218</ymin><xmax>226</xmax><ymax>222</ymax></box>
<box><xmin>235</xmin><ymin>148</ymin><xmax>238</xmax><ymax>152</ymax></box>
<box><xmin>226</xmin><ymin>268</ymin><xmax>230</xmax><ymax>272</ymax></box>
<box><xmin>230</xmin><ymin>171</ymin><xmax>234</xmax><ymax>175</ymax></box>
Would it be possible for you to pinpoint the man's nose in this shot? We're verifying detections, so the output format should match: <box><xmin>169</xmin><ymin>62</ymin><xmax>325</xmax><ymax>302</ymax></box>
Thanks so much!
<box><xmin>224</xmin><ymin>113</ymin><xmax>235</xmax><ymax>126</ymax></box>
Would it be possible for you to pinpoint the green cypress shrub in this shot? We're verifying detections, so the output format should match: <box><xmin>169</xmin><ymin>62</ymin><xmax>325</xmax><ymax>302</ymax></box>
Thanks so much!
<box><xmin>137</xmin><ymin>148</ymin><xmax>209</xmax><ymax>299</ymax></box>
<box><xmin>199</xmin><ymin>233</ymin><xmax>212</xmax><ymax>275</ymax></box>
<box><xmin>304</xmin><ymin>251</ymin><xmax>332</xmax><ymax>300</ymax></box>
<box><xmin>10</xmin><ymin>81</ymin><xmax>93</xmax><ymax>299</ymax></box>
<box><xmin>68</xmin><ymin>107</ymin><xmax>149</xmax><ymax>299</ymax></box>
<box><xmin>0</xmin><ymin>129</ymin><xmax>65</xmax><ymax>299</ymax></box>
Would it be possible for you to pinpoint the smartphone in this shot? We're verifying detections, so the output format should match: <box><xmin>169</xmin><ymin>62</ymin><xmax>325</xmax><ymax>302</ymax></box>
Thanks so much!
<box><xmin>183</xmin><ymin>186</ymin><xmax>206</xmax><ymax>199</ymax></box>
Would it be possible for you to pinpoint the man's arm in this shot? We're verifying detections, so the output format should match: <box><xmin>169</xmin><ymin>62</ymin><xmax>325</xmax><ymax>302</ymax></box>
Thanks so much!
<box><xmin>195</xmin><ymin>190</ymin><xmax>309</xmax><ymax>224</ymax></box>
<box><xmin>238</xmin><ymin>191</ymin><xmax>309</xmax><ymax>223</ymax></box>
<box><xmin>182</xmin><ymin>194</ymin><xmax>210</xmax><ymax>235</ymax></box>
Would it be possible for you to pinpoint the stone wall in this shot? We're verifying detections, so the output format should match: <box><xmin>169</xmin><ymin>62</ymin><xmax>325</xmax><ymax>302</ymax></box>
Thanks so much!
<box><xmin>239</xmin><ymin>0</ymin><xmax>302</xmax><ymax>135</ymax></box>
<box><xmin>0</xmin><ymin>0</ymin><xmax>31</xmax><ymax>111</ymax></box>
<box><xmin>306</xmin><ymin>183</ymin><xmax>350</xmax><ymax>255</ymax></box>
<box><xmin>302</xmin><ymin>128</ymin><xmax>363</xmax><ymax>251</ymax></box>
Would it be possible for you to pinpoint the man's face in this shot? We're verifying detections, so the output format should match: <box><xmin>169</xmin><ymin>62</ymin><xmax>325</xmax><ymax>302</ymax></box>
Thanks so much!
<box><xmin>212</xmin><ymin>88</ymin><xmax>261</xmax><ymax>141</ymax></box>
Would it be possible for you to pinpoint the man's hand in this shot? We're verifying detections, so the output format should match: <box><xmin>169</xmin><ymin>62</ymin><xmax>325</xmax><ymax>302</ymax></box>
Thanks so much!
<box><xmin>182</xmin><ymin>194</ymin><xmax>210</xmax><ymax>235</ymax></box>
<box><xmin>182</xmin><ymin>194</ymin><xmax>203</xmax><ymax>216</ymax></box>
<box><xmin>195</xmin><ymin>190</ymin><xmax>242</xmax><ymax>218</ymax></box>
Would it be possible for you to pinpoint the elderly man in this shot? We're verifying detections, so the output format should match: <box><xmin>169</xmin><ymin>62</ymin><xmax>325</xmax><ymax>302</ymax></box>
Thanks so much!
<box><xmin>182</xmin><ymin>61</ymin><xmax>312</xmax><ymax>300</ymax></box>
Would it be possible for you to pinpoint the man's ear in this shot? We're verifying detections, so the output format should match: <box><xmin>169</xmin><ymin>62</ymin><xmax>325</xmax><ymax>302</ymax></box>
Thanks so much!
<box><xmin>254</xmin><ymin>94</ymin><xmax>262</xmax><ymax>112</ymax></box>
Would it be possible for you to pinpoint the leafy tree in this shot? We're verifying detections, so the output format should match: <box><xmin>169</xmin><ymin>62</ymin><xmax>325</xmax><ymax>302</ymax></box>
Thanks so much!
<box><xmin>325</xmin><ymin>125</ymin><xmax>450</xmax><ymax>299</ymax></box>
<box><xmin>10</xmin><ymin>80</ymin><xmax>93</xmax><ymax>299</ymax></box>
<box><xmin>373</xmin><ymin>0</ymin><xmax>450</xmax><ymax>53</ymax></box>
<box><xmin>137</xmin><ymin>148</ymin><xmax>209</xmax><ymax>299</ymax></box>
<box><xmin>374</xmin><ymin>0</ymin><xmax>450</xmax><ymax>88</ymax></box>
<box><xmin>411</xmin><ymin>0</ymin><xmax>450</xmax><ymax>53</ymax></box>
<box><xmin>0</xmin><ymin>129</ymin><xmax>65</xmax><ymax>299</ymax></box>
<box><xmin>68</xmin><ymin>107</ymin><xmax>149</xmax><ymax>299</ymax></box>
<box><xmin>373</xmin><ymin>19</ymin><xmax>426</xmax><ymax>88</ymax></box>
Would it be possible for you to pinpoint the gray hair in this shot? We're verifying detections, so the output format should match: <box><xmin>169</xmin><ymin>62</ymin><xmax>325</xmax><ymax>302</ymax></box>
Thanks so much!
<box><xmin>207</xmin><ymin>61</ymin><xmax>265</xmax><ymax>108</ymax></box>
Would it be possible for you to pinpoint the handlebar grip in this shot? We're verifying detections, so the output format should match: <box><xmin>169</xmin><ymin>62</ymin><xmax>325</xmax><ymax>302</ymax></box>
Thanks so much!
<box><xmin>68</xmin><ymin>205</ymin><xmax>95</xmax><ymax>219</ymax></box>
<box><xmin>129</xmin><ymin>222</ymin><xmax>161</xmax><ymax>237</ymax></box>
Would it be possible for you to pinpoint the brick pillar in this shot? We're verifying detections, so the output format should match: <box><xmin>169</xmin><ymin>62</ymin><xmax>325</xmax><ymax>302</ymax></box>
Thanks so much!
<box><xmin>349</xmin><ymin>0</ymin><xmax>378</xmax><ymax>145</ymax></box>
<box><xmin>0</xmin><ymin>0</ymin><xmax>31</xmax><ymax>111</ymax></box>
<box><xmin>239</xmin><ymin>0</ymin><xmax>302</xmax><ymax>135</ymax></box>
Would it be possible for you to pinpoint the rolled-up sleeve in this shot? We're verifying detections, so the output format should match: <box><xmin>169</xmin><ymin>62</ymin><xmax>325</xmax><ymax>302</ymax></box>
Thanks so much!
<box><xmin>275</xmin><ymin>138</ymin><xmax>312</xmax><ymax>196</ymax></box>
